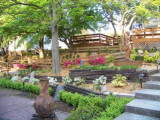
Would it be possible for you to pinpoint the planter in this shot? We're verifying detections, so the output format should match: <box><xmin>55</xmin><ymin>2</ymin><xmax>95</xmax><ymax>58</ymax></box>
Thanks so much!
<box><xmin>114</xmin><ymin>60</ymin><xmax>143</xmax><ymax>67</ymax></box>
<box><xmin>34</xmin><ymin>78</ymin><xmax>54</xmax><ymax>118</ymax></box>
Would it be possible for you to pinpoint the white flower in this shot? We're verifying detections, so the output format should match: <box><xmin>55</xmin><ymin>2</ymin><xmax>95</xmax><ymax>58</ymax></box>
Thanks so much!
<box><xmin>73</xmin><ymin>77</ymin><xmax>85</xmax><ymax>86</ymax></box>
<box><xmin>32</xmin><ymin>78</ymin><xmax>39</xmax><ymax>85</ymax></box>
<box><xmin>22</xmin><ymin>76</ymin><xmax>29</xmax><ymax>82</ymax></box>
<box><xmin>48</xmin><ymin>76</ymin><xmax>57</xmax><ymax>85</ymax></box>
<box><xmin>62</xmin><ymin>76</ymin><xmax>72</xmax><ymax>84</ymax></box>
<box><xmin>11</xmin><ymin>76</ymin><xmax>19</xmax><ymax>82</ymax></box>
<box><xmin>93</xmin><ymin>75</ymin><xmax>107</xmax><ymax>85</ymax></box>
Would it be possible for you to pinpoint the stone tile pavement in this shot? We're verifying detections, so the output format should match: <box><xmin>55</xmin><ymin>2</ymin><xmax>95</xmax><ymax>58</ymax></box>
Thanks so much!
<box><xmin>0</xmin><ymin>89</ymin><xmax>69</xmax><ymax>120</ymax></box>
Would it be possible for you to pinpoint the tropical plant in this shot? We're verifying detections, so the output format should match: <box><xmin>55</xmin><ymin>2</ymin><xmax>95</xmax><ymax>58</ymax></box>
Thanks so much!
<box><xmin>112</xmin><ymin>74</ymin><xmax>128</xmax><ymax>87</ymax></box>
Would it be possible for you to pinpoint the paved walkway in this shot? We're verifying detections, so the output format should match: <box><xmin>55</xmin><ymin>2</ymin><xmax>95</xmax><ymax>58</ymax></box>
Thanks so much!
<box><xmin>0</xmin><ymin>89</ymin><xmax>69</xmax><ymax>120</ymax></box>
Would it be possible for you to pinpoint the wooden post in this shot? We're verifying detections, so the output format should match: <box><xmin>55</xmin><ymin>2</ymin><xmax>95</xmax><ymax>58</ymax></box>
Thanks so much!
<box><xmin>6</xmin><ymin>62</ymin><xmax>9</xmax><ymax>76</ymax></box>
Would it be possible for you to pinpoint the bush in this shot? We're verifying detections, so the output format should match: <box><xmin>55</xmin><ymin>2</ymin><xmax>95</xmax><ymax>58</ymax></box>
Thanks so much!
<box><xmin>88</xmin><ymin>56</ymin><xmax>106</xmax><ymax>65</ymax></box>
<box><xmin>111</xmin><ymin>74</ymin><xmax>128</xmax><ymax>87</ymax></box>
<box><xmin>120</xmin><ymin>65</ymin><xmax>138</xmax><ymax>70</ymax></box>
<box><xmin>107</xmin><ymin>55</ymin><xmax>115</xmax><ymax>63</ymax></box>
<box><xmin>135</xmin><ymin>56</ymin><xmax>144</xmax><ymax>61</ymax></box>
<box><xmin>0</xmin><ymin>78</ymin><xmax>53</xmax><ymax>95</ymax></box>
<box><xmin>58</xmin><ymin>91</ymin><xmax>103</xmax><ymax>108</ymax></box>
<box><xmin>67</xmin><ymin>104</ymin><xmax>102</xmax><ymax>120</ymax></box>
<box><xmin>87</xmin><ymin>48</ymin><xmax>92</xmax><ymax>56</ymax></box>
<box><xmin>77</xmin><ymin>64</ymin><xmax>137</xmax><ymax>71</ymax></box>
<box><xmin>58</xmin><ymin>91</ymin><xmax>133</xmax><ymax>120</ymax></box>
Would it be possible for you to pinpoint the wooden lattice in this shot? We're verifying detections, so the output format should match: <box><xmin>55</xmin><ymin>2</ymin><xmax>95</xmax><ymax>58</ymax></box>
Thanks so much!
<box><xmin>133</xmin><ymin>42</ymin><xmax>160</xmax><ymax>50</ymax></box>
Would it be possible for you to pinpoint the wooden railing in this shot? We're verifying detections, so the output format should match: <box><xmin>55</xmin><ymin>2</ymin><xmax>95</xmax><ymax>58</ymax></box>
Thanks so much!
<box><xmin>0</xmin><ymin>61</ymin><xmax>10</xmax><ymax>76</ymax></box>
<box><xmin>132</xmin><ymin>27</ymin><xmax>160</xmax><ymax>42</ymax></box>
<box><xmin>72</xmin><ymin>34</ymin><xmax>115</xmax><ymax>47</ymax></box>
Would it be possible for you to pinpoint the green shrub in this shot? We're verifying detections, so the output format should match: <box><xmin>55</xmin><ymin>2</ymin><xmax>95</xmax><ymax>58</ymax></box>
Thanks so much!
<box><xmin>59</xmin><ymin>91</ymin><xmax>133</xmax><ymax>120</ymax></box>
<box><xmin>58</xmin><ymin>91</ymin><xmax>103</xmax><ymax>108</ymax></box>
<box><xmin>0</xmin><ymin>78</ymin><xmax>53</xmax><ymax>95</ymax></box>
<box><xmin>77</xmin><ymin>64</ymin><xmax>138</xmax><ymax>71</ymax></box>
<box><xmin>120</xmin><ymin>65</ymin><xmax>138</xmax><ymax>70</ymax></box>
<box><xmin>87</xmin><ymin>48</ymin><xmax>92</xmax><ymax>56</ymax></box>
<box><xmin>66</xmin><ymin>55</ymin><xmax>69</xmax><ymax>59</ymax></box>
<box><xmin>70</xmin><ymin>53</ymin><xmax>72</xmax><ymax>59</ymax></box>
<box><xmin>107</xmin><ymin>55</ymin><xmax>115</xmax><ymax>63</ymax></box>
<box><xmin>67</xmin><ymin>104</ymin><xmax>102</xmax><ymax>120</ymax></box>
<box><xmin>144</xmin><ymin>50</ymin><xmax>159</xmax><ymax>63</ymax></box>
<box><xmin>135</xmin><ymin>56</ymin><xmax>144</xmax><ymax>61</ymax></box>
<box><xmin>77</xmin><ymin>55</ymin><xmax>80</xmax><ymax>58</ymax></box>
<box><xmin>98</xmin><ymin>97</ymin><xmax>133</xmax><ymax>120</ymax></box>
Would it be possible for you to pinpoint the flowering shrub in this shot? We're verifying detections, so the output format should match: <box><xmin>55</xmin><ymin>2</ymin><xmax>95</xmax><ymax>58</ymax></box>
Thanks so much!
<box><xmin>73</xmin><ymin>77</ymin><xmax>85</xmax><ymax>86</ymax></box>
<box><xmin>88</xmin><ymin>56</ymin><xmax>106</xmax><ymax>65</ymax></box>
<box><xmin>93</xmin><ymin>75</ymin><xmax>107</xmax><ymax>90</ymax></box>
<box><xmin>62</xmin><ymin>76</ymin><xmax>72</xmax><ymax>84</ymax></box>
<box><xmin>64</xmin><ymin>60</ymin><xmax>73</xmax><ymax>68</ymax></box>
<box><xmin>96</xmin><ymin>56</ymin><xmax>106</xmax><ymax>65</ymax></box>
<box><xmin>31</xmin><ymin>64</ymin><xmax>37</xmax><ymax>69</ymax></box>
<box><xmin>11</xmin><ymin>76</ymin><xmax>19</xmax><ymax>82</ymax></box>
<box><xmin>13</xmin><ymin>63</ymin><xmax>37</xmax><ymax>69</ymax></box>
<box><xmin>75</xmin><ymin>59</ymin><xmax>81</xmax><ymax>65</ymax></box>
<box><xmin>48</xmin><ymin>77</ymin><xmax>57</xmax><ymax>85</ymax></box>
<box><xmin>13</xmin><ymin>63</ymin><xmax>28</xmax><ymax>69</ymax></box>
<box><xmin>88</xmin><ymin>57</ymin><xmax>97</xmax><ymax>65</ymax></box>
<box><xmin>22</xmin><ymin>76</ymin><xmax>29</xmax><ymax>82</ymax></box>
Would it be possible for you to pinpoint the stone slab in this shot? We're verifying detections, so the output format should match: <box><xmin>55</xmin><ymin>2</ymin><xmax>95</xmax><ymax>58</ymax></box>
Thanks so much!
<box><xmin>114</xmin><ymin>112</ymin><xmax>160</xmax><ymax>120</ymax></box>
<box><xmin>135</xmin><ymin>89</ymin><xmax>160</xmax><ymax>101</ymax></box>
<box><xmin>126</xmin><ymin>99</ymin><xmax>160</xmax><ymax>117</ymax></box>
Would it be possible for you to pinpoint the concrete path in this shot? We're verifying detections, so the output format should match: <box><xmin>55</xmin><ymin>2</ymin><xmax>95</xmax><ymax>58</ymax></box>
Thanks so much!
<box><xmin>0</xmin><ymin>89</ymin><xmax>69</xmax><ymax>120</ymax></box>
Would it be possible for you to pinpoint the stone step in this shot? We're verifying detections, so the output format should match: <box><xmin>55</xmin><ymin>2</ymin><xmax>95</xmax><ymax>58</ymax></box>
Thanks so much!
<box><xmin>150</xmin><ymin>73</ymin><xmax>160</xmax><ymax>81</ymax></box>
<box><xmin>126</xmin><ymin>99</ymin><xmax>160</xmax><ymax>118</ymax></box>
<box><xmin>135</xmin><ymin>89</ymin><xmax>160</xmax><ymax>101</ymax></box>
<box><xmin>114</xmin><ymin>112</ymin><xmax>160</xmax><ymax>120</ymax></box>
<box><xmin>144</xmin><ymin>81</ymin><xmax>160</xmax><ymax>90</ymax></box>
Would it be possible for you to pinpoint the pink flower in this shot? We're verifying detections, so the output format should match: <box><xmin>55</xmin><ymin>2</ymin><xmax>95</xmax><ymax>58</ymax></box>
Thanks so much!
<box><xmin>96</xmin><ymin>56</ymin><xmax>106</xmax><ymax>65</ymax></box>
<box><xmin>32</xmin><ymin>64</ymin><xmax>37</xmax><ymax>69</ymax></box>
<box><xmin>64</xmin><ymin>60</ymin><xmax>73</xmax><ymax>68</ymax></box>
<box><xmin>75</xmin><ymin>59</ymin><xmax>81</xmax><ymax>65</ymax></box>
<box><xmin>87</xmin><ymin>56</ymin><xmax>106</xmax><ymax>65</ymax></box>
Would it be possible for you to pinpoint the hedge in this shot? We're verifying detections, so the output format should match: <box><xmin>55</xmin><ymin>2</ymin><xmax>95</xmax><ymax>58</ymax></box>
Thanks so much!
<box><xmin>0</xmin><ymin>77</ymin><xmax>53</xmax><ymax>95</ymax></box>
<box><xmin>58</xmin><ymin>90</ymin><xmax>133</xmax><ymax>120</ymax></box>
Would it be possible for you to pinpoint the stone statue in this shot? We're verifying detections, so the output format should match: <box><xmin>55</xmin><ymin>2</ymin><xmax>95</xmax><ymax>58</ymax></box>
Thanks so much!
<box><xmin>125</xmin><ymin>31</ymin><xmax>132</xmax><ymax>60</ymax></box>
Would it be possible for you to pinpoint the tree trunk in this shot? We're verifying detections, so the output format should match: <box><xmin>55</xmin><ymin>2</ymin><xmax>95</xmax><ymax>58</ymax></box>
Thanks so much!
<box><xmin>2</xmin><ymin>47</ymin><xmax>6</xmax><ymax>56</ymax></box>
<box><xmin>110</xmin><ymin>21</ymin><xmax>117</xmax><ymax>38</ymax></box>
<box><xmin>39</xmin><ymin>36</ymin><xmax>45</xmax><ymax>58</ymax></box>
<box><xmin>50</xmin><ymin>7</ymin><xmax>60</xmax><ymax>74</ymax></box>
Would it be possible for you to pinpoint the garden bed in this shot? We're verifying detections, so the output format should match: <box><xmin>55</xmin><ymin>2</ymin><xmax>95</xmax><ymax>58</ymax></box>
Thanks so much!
<box><xmin>69</xmin><ymin>69</ymin><xmax>149</xmax><ymax>83</ymax></box>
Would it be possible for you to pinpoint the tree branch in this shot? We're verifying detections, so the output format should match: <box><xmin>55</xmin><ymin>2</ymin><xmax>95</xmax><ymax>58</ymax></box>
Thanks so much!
<box><xmin>11</xmin><ymin>0</ymin><xmax>46</xmax><ymax>12</ymax></box>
